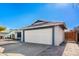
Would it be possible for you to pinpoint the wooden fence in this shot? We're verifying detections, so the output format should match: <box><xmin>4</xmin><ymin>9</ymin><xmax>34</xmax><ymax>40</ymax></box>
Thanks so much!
<box><xmin>65</xmin><ymin>30</ymin><xmax>76</xmax><ymax>41</ymax></box>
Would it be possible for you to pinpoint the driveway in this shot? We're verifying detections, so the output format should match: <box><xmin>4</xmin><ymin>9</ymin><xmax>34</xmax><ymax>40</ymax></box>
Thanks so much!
<box><xmin>1</xmin><ymin>43</ymin><xmax>50</xmax><ymax>56</ymax></box>
<box><xmin>1</xmin><ymin>40</ymin><xmax>79</xmax><ymax>56</ymax></box>
<box><xmin>0</xmin><ymin>41</ymin><xmax>66</xmax><ymax>56</ymax></box>
<box><xmin>37</xmin><ymin>42</ymin><xmax>66</xmax><ymax>56</ymax></box>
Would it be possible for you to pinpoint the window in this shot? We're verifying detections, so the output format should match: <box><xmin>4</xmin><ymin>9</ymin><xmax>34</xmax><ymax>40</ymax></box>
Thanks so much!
<box><xmin>17</xmin><ymin>32</ymin><xmax>21</xmax><ymax>37</ymax></box>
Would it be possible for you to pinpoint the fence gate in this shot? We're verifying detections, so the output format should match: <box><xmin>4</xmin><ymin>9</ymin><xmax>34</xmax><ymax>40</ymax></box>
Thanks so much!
<box><xmin>65</xmin><ymin>30</ymin><xmax>76</xmax><ymax>42</ymax></box>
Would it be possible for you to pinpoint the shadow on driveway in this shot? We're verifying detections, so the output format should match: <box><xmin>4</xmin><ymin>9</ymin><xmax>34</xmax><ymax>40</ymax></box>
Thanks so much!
<box><xmin>1</xmin><ymin>42</ymin><xmax>66</xmax><ymax>56</ymax></box>
<box><xmin>1</xmin><ymin>43</ymin><xmax>50</xmax><ymax>56</ymax></box>
<box><xmin>37</xmin><ymin>42</ymin><xmax>66</xmax><ymax>56</ymax></box>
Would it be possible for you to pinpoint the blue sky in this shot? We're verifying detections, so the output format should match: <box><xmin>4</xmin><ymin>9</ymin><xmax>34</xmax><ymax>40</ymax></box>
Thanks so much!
<box><xmin>0</xmin><ymin>3</ymin><xmax>79</xmax><ymax>29</ymax></box>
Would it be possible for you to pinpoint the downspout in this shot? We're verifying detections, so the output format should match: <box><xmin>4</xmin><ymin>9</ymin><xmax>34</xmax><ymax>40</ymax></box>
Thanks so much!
<box><xmin>23</xmin><ymin>29</ymin><xmax>25</xmax><ymax>42</ymax></box>
<box><xmin>52</xmin><ymin>26</ymin><xmax>55</xmax><ymax>46</ymax></box>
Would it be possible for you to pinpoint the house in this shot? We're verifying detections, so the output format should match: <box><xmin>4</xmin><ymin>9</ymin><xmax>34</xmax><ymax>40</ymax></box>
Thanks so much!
<box><xmin>74</xmin><ymin>26</ymin><xmax>79</xmax><ymax>43</ymax></box>
<box><xmin>5</xmin><ymin>29</ymin><xmax>15</xmax><ymax>39</ymax></box>
<box><xmin>0</xmin><ymin>30</ymin><xmax>10</xmax><ymax>39</ymax></box>
<box><xmin>22</xmin><ymin>20</ymin><xmax>67</xmax><ymax>46</ymax></box>
<box><xmin>5</xmin><ymin>29</ymin><xmax>23</xmax><ymax>41</ymax></box>
<box><xmin>0</xmin><ymin>32</ymin><xmax>8</xmax><ymax>39</ymax></box>
<box><xmin>13</xmin><ymin>29</ymin><xmax>23</xmax><ymax>42</ymax></box>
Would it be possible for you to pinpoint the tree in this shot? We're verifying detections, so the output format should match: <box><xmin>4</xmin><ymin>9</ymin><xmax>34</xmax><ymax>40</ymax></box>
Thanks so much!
<box><xmin>0</xmin><ymin>26</ymin><xmax>6</xmax><ymax>32</ymax></box>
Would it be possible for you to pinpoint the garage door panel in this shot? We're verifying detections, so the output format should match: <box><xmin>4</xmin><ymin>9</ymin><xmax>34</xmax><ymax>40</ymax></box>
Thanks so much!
<box><xmin>25</xmin><ymin>28</ymin><xmax>52</xmax><ymax>45</ymax></box>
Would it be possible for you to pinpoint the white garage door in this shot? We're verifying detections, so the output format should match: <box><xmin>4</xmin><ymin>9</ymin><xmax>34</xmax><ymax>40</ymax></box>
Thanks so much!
<box><xmin>25</xmin><ymin>28</ymin><xmax>53</xmax><ymax>45</ymax></box>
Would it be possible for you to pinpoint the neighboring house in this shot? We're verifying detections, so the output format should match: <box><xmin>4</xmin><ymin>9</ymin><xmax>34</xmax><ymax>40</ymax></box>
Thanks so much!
<box><xmin>6</xmin><ymin>29</ymin><xmax>23</xmax><ymax>41</ymax></box>
<box><xmin>13</xmin><ymin>29</ymin><xmax>23</xmax><ymax>42</ymax></box>
<box><xmin>22</xmin><ymin>20</ymin><xmax>67</xmax><ymax>46</ymax></box>
<box><xmin>74</xmin><ymin>26</ymin><xmax>79</xmax><ymax>43</ymax></box>
<box><xmin>0</xmin><ymin>32</ymin><xmax>8</xmax><ymax>39</ymax></box>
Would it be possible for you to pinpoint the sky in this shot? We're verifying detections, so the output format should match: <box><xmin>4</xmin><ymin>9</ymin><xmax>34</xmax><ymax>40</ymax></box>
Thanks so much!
<box><xmin>0</xmin><ymin>3</ymin><xmax>79</xmax><ymax>30</ymax></box>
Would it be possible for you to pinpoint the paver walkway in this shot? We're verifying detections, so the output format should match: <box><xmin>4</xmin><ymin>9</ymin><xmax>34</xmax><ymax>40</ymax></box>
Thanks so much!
<box><xmin>63</xmin><ymin>42</ymin><xmax>79</xmax><ymax>56</ymax></box>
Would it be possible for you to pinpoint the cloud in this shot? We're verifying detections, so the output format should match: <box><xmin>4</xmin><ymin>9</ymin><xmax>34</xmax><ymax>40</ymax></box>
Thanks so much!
<box><xmin>55</xmin><ymin>3</ymin><xmax>70</xmax><ymax>7</ymax></box>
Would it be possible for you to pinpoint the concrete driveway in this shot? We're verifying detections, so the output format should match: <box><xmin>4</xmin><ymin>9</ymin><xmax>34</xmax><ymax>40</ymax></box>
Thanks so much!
<box><xmin>0</xmin><ymin>41</ymin><xmax>66</xmax><ymax>56</ymax></box>
<box><xmin>37</xmin><ymin>42</ymin><xmax>66</xmax><ymax>56</ymax></box>
<box><xmin>0</xmin><ymin>39</ymin><xmax>66</xmax><ymax>56</ymax></box>
<box><xmin>1</xmin><ymin>41</ymin><xmax>79</xmax><ymax>56</ymax></box>
<box><xmin>1</xmin><ymin>43</ymin><xmax>50</xmax><ymax>56</ymax></box>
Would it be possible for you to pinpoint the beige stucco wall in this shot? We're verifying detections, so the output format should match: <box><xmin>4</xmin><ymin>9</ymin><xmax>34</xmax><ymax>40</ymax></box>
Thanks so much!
<box><xmin>25</xmin><ymin>28</ymin><xmax>52</xmax><ymax>45</ymax></box>
<box><xmin>54</xmin><ymin>26</ymin><xmax>64</xmax><ymax>46</ymax></box>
